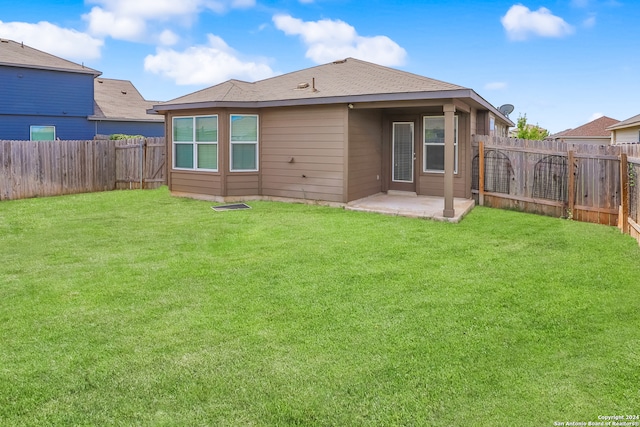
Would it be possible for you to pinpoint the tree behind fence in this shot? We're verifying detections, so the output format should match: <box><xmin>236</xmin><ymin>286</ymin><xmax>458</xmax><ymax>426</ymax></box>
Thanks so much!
<box><xmin>0</xmin><ymin>138</ymin><xmax>165</xmax><ymax>201</ymax></box>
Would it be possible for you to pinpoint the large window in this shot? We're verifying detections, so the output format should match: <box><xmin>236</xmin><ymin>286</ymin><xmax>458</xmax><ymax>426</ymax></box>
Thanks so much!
<box><xmin>30</xmin><ymin>126</ymin><xmax>55</xmax><ymax>141</ymax></box>
<box><xmin>423</xmin><ymin>115</ymin><xmax>458</xmax><ymax>173</ymax></box>
<box><xmin>173</xmin><ymin>115</ymin><xmax>218</xmax><ymax>171</ymax></box>
<box><xmin>230</xmin><ymin>114</ymin><xmax>258</xmax><ymax>171</ymax></box>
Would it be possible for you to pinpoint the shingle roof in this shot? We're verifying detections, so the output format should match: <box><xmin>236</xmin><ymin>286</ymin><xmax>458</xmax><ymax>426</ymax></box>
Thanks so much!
<box><xmin>607</xmin><ymin>113</ymin><xmax>640</xmax><ymax>131</ymax></box>
<box><xmin>558</xmin><ymin>116</ymin><xmax>619</xmax><ymax>137</ymax></box>
<box><xmin>0</xmin><ymin>38</ymin><xmax>101</xmax><ymax>76</ymax></box>
<box><xmin>163</xmin><ymin>57</ymin><xmax>467</xmax><ymax>105</ymax></box>
<box><xmin>91</xmin><ymin>78</ymin><xmax>163</xmax><ymax>122</ymax></box>
<box><xmin>154</xmin><ymin>57</ymin><xmax>514</xmax><ymax>126</ymax></box>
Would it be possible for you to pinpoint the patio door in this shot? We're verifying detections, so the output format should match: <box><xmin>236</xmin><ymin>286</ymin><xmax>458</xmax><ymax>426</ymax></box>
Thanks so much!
<box><xmin>391</xmin><ymin>122</ymin><xmax>415</xmax><ymax>192</ymax></box>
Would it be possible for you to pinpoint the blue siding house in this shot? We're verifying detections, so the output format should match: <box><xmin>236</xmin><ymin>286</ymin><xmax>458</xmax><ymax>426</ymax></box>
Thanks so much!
<box><xmin>0</xmin><ymin>39</ymin><xmax>163</xmax><ymax>140</ymax></box>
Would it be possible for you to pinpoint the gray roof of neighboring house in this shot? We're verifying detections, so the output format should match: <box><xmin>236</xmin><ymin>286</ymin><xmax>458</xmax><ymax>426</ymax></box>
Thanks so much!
<box><xmin>153</xmin><ymin>58</ymin><xmax>513</xmax><ymax>125</ymax></box>
<box><xmin>607</xmin><ymin>113</ymin><xmax>640</xmax><ymax>131</ymax></box>
<box><xmin>0</xmin><ymin>38</ymin><xmax>101</xmax><ymax>76</ymax></box>
<box><xmin>552</xmin><ymin>116</ymin><xmax>619</xmax><ymax>138</ymax></box>
<box><xmin>90</xmin><ymin>78</ymin><xmax>164</xmax><ymax>122</ymax></box>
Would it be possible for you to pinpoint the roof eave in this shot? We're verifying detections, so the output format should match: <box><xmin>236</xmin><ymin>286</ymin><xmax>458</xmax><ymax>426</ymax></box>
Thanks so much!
<box><xmin>151</xmin><ymin>88</ymin><xmax>515</xmax><ymax>126</ymax></box>
<box><xmin>0</xmin><ymin>62</ymin><xmax>102</xmax><ymax>76</ymax></box>
<box><xmin>88</xmin><ymin>116</ymin><xmax>164</xmax><ymax>123</ymax></box>
<box><xmin>607</xmin><ymin>122</ymin><xmax>640</xmax><ymax>131</ymax></box>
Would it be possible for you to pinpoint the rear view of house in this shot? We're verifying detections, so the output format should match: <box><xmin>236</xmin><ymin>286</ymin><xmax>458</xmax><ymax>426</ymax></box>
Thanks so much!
<box><xmin>152</xmin><ymin>58</ymin><xmax>513</xmax><ymax>217</ymax></box>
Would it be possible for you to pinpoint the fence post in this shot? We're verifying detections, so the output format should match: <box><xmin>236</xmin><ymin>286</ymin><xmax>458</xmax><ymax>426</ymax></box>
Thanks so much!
<box><xmin>139</xmin><ymin>139</ymin><xmax>144</xmax><ymax>189</ymax></box>
<box><xmin>568</xmin><ymin>150</ymin><xmax>575</xmax><ymax>219</ymax></box>
<box><xmin>478</xmin><ymin>140</ymin><xmax>485</xmax><ymax>206</ymax></box>
<box><xmin>619</xmin><ymin>153</ymin><xmax>629</xmax><ymax>234</ymax></box>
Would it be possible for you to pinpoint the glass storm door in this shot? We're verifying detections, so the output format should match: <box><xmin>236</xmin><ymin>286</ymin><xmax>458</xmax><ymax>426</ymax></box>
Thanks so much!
<box><xmin>392</xmin><ymin>122</ymin><xmax>415</xmax><ymax>188</ymax></box>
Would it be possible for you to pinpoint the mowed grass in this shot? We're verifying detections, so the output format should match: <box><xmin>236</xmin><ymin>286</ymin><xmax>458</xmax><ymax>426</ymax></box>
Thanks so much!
<box><xmin>0</xmin><ymin>187</ymin><xmax>639</xmax><ymax>426</ymax></box>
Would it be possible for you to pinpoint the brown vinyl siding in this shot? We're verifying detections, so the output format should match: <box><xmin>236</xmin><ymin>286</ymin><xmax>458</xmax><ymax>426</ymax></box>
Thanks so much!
<box><xmin>170</xmin><ymin>171</ymin><xmax>222</xmax><ymax>196</ymax></box>
<box><xmin>476</xmin><ymin>111</ymin><xmax>488</xmax><ymax>136</ymax></box>
<box><xmin>261</xmin><ymin>105</ymin><xmax>346</xmax><ymax>203</ymax></box>
<box><xmin>347</xmin><ymin>109</ymin><xmax>383</xmax><ymax>201</ymax></box>
<box><xmin>226</xmin><ymin>174</ymin><xmax>259</xmax><ymax>196</ymax></box>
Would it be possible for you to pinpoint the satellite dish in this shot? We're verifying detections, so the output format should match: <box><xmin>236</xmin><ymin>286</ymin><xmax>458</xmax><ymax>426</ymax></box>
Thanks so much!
<box><xmin>498</xmin><ymin>104</ymin><xmax>515</xmax><ymax>117</ymax></box>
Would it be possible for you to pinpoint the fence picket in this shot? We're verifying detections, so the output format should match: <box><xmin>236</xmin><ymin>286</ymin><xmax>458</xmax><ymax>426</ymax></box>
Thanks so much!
<box><xmin>0</xmin><ymin>138</ymin><xmax>165</xmax><ymax>200</ymax></box>
<box><xmin>473</xmin><ymin>136</ymin><xmax>640</xmax><ymax>236</ymax></box>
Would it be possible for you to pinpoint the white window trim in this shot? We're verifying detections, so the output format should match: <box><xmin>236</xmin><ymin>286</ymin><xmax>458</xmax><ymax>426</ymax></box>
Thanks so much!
<box><xmin>230</xmin><ymin>114</ymin><xmax>259</xmax><ymax>172</ymax></box>
<box><xmin>423</xmin><ymin>115</ymin><xmax>458</xmax><ymax>174</ymax></box>
<box><xmin>172</xmin><ymin>115</ymin><xmax>218</xmax><ymax>172</ymax></box>
<box><xmin>30</xmin><ymin>125</ymin><xmax>56</xmax><ymax>141</ymax></box>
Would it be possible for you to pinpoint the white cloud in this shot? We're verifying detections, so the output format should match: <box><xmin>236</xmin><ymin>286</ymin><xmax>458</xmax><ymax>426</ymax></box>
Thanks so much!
<box><xmin>158</xmin><ymin>29</ymin><xmax>179</xmax><ymax>46</ymax></box>
<box><xmin>273</xmin><ymin>14</ymin><xmax>406</xmax><ymax>66</ymax></box>
<box><xmin>484</xmin><ymin>82</ymin><xmax>508</xmax><ymax>91</ymax></box>
<box><xmin>0</xmin><ymin>20</ymin><xmax>103</xmax><ymax>60</ymax></box>
<box><xmin>501</xmin><ymin>5</ymin><xmax>575</xmax><ymax>41</ymax></box>
<box><xmin>143</xmin><ymin>34</ymin><xmax>275</xmax><ymax>85</ymax></box>
<box><xmin>84</xmin><ymin>6</ymin><xmax>147</xmax><ymax>40</ymax></box>
<box><xmin>589</xmin><ymin>112</ymin><xmax>604</xmax><ymax>121</ymax></box>
<box><xmin>83</xmin><ymin>0</ymin><xmax>255</xmax><ymax>41</ymax></box>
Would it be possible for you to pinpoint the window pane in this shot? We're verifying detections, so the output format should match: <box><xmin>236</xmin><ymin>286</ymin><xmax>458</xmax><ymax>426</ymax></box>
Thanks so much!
<box><xmin>425</xmin><ymin>145</ymin><xmax>444</xmax><ymax>171</ymax></box>
<box><xmin>173</xmin><ymin>118</ymin><xmax>193</xmax><ymax>142</ymax></box>
<box><xmin>175</xmin><ymin>143</ymin><xmax>194</xmax><ymax>168</ymax></box>
<box><xmin>197</xmin><ymin>144</ymin><xmax>217</xmax><ymax>169</ymax></box>
<box><xmin>196</xmin><ymin>116</ymin><xmax>217</xmax><ymax>142</ymax></box>
<box><xmin>31</xmin><ymin>126</ymin><xmax>55</xmax><ymax>141</ymax></box>
<box><xmin>231</xmin><ymin>115</ymin><xmax>257</xmax><ymax>141</ymax></box>
<box><xmin>424</xmin><ymin>117</ymin><xmax>444</xmax><ymax>144</ymax></box>
<box><xmin>232</xmin><ymin>143</ymin><xmax>257</xmax><ymax>170</ymax></box>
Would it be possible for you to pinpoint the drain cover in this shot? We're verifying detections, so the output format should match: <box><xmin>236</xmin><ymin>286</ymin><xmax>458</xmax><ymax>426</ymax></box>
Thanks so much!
<box><xmin>211</xmin><ymin>203</ymin><xmax>251</xmax><ymax>212</ymax></box>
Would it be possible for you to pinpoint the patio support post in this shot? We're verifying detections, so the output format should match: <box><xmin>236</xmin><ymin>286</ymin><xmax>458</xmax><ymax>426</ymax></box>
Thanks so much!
<box><xmin>443</xmin><ymin>103</ymin><xmax>456</xmax><ymax>218</ymax></box>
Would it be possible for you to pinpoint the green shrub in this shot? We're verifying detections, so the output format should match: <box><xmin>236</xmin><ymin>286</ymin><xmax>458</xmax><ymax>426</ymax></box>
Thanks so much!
<box><xmin>109</xmin><ymin>134</ymin><xmax>145</xmax><ymax>140</ymax></box>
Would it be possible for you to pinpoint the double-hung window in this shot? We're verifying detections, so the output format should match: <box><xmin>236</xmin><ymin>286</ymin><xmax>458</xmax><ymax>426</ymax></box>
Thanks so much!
<box><xmin>173</xmin><ymin>115</ymin><xmax>218</xmax><ymax>171</ymax></box>
<box><xmin>423</xmin><ymin>115</ymin><xmax>458</xmax><ymax>174</ymax></box>
<box><xmin>230</xmin><ymin>114</ymin><xmax>258</xmax><ymax>171</ymax></box>
<box><xmin>30</xmin><ymin>125</ymin><xmax>55</xmax><ymax>141</ymax></box>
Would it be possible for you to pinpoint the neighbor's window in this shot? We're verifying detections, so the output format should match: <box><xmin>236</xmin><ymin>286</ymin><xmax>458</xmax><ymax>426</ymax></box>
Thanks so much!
<box><xmin>30</xmin><ymin>125</ymin><xmax>55</xmax><ymax>141</ymax></box>
<box><xmin>230</xmin><ymin>114</ymin><xmax>258</xmax><ymax>171</ymax></box>
<box><xmin>172</xmin><ymin>115</ymin><xmax>218</xmax><ymax>171</ymax></box>
<box><xmin>423</xmin><ymin>115</ymin><xmax>458</xmax><ymax>173</ymax></box>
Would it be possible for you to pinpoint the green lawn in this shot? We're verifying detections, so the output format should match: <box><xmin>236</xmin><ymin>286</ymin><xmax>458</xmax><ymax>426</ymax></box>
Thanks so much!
<box><xmin>1</xmin><ymin>187</ymin><xmax>639</xmax><ymax>426</ymax></box>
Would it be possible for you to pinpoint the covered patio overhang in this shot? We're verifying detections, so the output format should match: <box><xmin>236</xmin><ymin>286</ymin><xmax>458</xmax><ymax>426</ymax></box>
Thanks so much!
<box><xmin>347</xmin><ymin>99</ymin><xmax>466</xmax><ymax>218</ymax></box>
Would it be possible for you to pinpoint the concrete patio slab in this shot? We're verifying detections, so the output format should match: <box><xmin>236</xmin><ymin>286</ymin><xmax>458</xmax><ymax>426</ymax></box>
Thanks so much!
<box><xmin>346</xmin><ymin>192</ymin><xmax>475</xmax><ymax>223</ymax></box>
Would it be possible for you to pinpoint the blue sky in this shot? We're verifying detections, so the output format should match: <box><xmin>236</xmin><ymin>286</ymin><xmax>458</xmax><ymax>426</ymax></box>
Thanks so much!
<box><xmin>1</xmin><ymin>0</ymin><xmax>637</xmax><ymax>133</ymax></box>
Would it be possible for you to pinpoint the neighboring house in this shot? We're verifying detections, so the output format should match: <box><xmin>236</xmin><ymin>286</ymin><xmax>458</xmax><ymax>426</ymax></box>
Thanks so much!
<box><xmin>607</xmin><ymin>113</ymin><xmax>640</xmax><ymax>144</ymax></box>
<box><xmin>0</xmin><ymin>39</ymin><xmax>163</xmax><ymax>140</ymax></box>
<box><xmin>151</xmin><ymin>58</ymin><xmax>513</xmax><ymax>216</ymax></box>
<box><xmin>91</xmin><ymin>78</ymin><xmax>164</xmax><ymax>137</ymax></box>
<box><xmin>548</xmin><ymin>116</ymin><xmax>619</xmax><ymax>144</ymax></box>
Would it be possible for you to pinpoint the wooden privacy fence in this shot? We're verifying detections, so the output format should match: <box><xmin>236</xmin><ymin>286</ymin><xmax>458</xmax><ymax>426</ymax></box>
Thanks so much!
<box><xmin>0</xmin><ymin>138</ymin><xmax>166</xmax><ymax>201</ymax></box>
<box><xmin>472</xmin><ymin>136</ymin><xmax>640</xmax><ymax>245</ymax></box>
<box><xmin>114</xmin><ymin>138</ymin><xmax>165</xmax><ymax>190</ymax></box>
